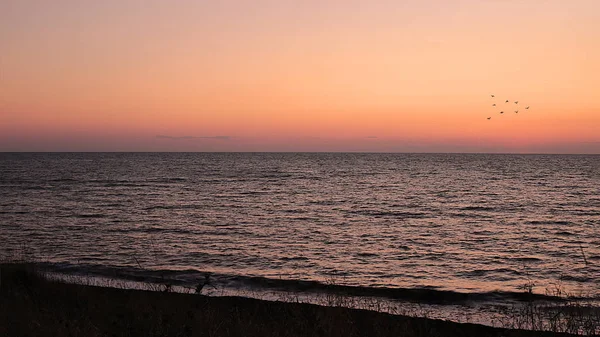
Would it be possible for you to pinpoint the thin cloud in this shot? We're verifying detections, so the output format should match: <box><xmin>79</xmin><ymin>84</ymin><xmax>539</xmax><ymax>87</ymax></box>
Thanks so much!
<box><xmin>366</xmin><ymin>136</ymin><xmax>378</xmax><ymax>139</ymax></box>
<box><xmin>156</xmin><ymin>135</ymin><xmax>231</xmax><ymax>140</ymax></box>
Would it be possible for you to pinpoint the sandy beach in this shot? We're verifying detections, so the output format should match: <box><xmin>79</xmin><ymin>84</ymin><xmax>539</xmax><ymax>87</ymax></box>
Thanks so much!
<box><xmin>1</xmin><ymin>263</ymin><xmax>579</xmax><ymax>337</ymax></box>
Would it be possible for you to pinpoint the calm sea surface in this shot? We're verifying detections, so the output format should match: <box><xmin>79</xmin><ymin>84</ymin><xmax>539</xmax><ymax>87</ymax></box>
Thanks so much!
<box><xmin>1</xmin><ymin>153</ymin><xmax>599</xmax><ymax>304</ymax></box>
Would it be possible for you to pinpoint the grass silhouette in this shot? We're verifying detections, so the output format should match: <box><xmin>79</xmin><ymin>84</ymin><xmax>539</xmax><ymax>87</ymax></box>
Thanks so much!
<box><xmin>1</xmin><ymin>262</ymin><xmax>591</xmax><ymax>337</ymax></box>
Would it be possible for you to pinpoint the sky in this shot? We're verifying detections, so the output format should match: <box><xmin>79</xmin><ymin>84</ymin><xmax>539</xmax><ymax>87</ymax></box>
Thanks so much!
<box><xmin>1</xmin><ymin>0</ymin><xmax>599</xmax><ymax>153</ymax></box>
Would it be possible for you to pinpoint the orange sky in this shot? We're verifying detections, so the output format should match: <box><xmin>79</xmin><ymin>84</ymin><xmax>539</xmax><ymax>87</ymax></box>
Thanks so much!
<box><xmin>1</xmin><ymin>0</ymin><xmax>599</xmax><ymax>152</ymax></box>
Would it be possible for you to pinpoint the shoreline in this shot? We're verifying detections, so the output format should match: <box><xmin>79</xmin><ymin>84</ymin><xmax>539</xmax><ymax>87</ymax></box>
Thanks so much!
<box><xmin>31</xmin><ymin>260</ymin><xmax>577</xmax><ymax>303</ymax></box>
<box><xmin>0</xmin><ymin>263</ymin><xmax>584</xmax><ymax>336</ymax></box>
<box><xmin>25</xmin><ymin>261</ymin><xmax>584</xmax><ymax>328</ymax></box>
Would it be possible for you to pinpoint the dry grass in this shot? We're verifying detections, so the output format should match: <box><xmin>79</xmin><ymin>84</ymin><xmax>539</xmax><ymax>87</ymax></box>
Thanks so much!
<box><xmin>490</xmin><ymin>279</ymin><xmax>600</xmax><ymax>335</ymax></box>
<box><xmin>0</xmin><ymin>262</ymin><xmax>578</xmax><ymax>337</ymax></box>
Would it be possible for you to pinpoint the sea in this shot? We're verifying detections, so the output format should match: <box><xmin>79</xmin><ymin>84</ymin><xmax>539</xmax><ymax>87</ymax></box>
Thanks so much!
<box><xmin>1</xmin><ymin>153</ymin><xmax>599</xmax><ymax>326</ymax></box>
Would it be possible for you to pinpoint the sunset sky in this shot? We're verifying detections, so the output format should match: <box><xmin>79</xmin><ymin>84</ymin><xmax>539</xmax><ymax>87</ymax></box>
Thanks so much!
<box><xmin>1</xmin><ymin>0</ymin><xmax>599</xmax><ymax>153</ymax></box>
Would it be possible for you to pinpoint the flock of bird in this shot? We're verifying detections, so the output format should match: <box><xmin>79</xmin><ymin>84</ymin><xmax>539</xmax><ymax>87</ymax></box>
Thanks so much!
<box><xmin>487</xmin><ymin>94</ymin><xmax>530</xmax><ymax>120</ymax></box>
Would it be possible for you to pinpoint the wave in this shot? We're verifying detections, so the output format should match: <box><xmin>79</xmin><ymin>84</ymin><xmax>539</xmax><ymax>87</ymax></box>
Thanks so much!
<box><xmin>555</xmin><ymin>231</ymin><xmax>575</xmax><ymax>236</ymax></box>
<box><xmin>459</xmin><ymin>268</ymin><xmax>521</xmax><ymax>278</ymax></box>
<box><xmin>458</xmin><ymin>206</ymin><xmax>497</xmax><ymax>211</ymax></box>
<box><xmin>0</xmin><ymin>211</ymin><xmax>28</xmax><ymax>214</ymax></box>
<box><xmin>280</xmin><ymin>256</ymin><xmax>309</xmax><ymax>261</ymax></box>
<box><xmin>143</xmin><ymin>204</ymin><xmax>204</xmax><ymax>211</ymax></box>
<box><xmin>101</xmin><ymin>183</ymin><xmax>151</xmax><ymax>188</ymax></box>
<box><xmin>347</xmin><ymin>210</ymin><xmax>429</xmax><ymax>219</ymax></box>
<box><xmin>50</xmin><ymin>178</ymin><xmax>78</xmax><ymax>182</ymax></box>
<box><xmin>356</xmin><ymin>252</ymin><xmax>380</xmax><ymax>258</ymax></box>
<box><xmin>448</xmin><ymin>212</ymin><xmax>493</xmax><ymax>219</ymax></box>
<box><xmin>31</xmin><ymin>262</ymin><xmax>574</xmax><ymax>305</ymax></box>
<box><xmin>103</xmin><ymin>227</ymin><xmax>195</xmax><ymax>235</ymax></box>
<box><xmin>307</xmin><ymin>200</ymin><xmax>339</xmax><ymax>206</ymax></box>
<box><xmin>74</xmin><ymin>213</ymin><xmax>107</xmax><ymax>219</ymax></box>
<box><xmin>512</xmin><ymin>257</ymin><xmax>543</xmax><ymax>262</ymax></box>
<box><xmin>559</xmin><ymin>275</ymin><xmax>594</xmax><ymax>282</ymax></box>
<box><xmin>527</xmin><ymin>220</ymin><xmax>571</xmax><ymax>226</ymax></box>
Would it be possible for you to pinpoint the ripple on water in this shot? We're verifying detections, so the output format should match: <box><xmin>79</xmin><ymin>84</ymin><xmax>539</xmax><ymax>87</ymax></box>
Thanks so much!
<box><xmin>1</xmin><ymin>153</ymin><xmax>599</xmax><ymax>298</ymax></box>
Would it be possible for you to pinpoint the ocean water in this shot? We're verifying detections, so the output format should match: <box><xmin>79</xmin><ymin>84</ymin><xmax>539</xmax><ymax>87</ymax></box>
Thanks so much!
<box><xmin>1</xmin><ymin>153</ymin><xmax>599</xmax><ymax>312</ymax></box>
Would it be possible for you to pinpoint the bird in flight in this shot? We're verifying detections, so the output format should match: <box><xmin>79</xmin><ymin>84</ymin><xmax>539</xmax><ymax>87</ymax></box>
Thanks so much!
<box><xmin>484</xmin><ymin>94</ymin><xmax>530</xmax><ymax>120</ymax></box>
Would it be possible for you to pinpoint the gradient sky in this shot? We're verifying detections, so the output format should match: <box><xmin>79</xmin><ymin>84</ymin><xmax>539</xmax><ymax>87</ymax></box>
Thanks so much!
<box><xmin>1</xmin><ymin>0</ymin><xmax>599</xmax><ymax>152</ymax></box>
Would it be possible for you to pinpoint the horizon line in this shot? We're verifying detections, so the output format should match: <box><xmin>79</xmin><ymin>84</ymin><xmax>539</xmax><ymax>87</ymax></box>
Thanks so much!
<box><xmin>1</xmin><ymin>151</ymin><xmax>599</xmax><ymax>155</ymax></box>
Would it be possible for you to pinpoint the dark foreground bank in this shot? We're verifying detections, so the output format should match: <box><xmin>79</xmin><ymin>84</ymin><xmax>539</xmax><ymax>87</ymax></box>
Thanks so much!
<box><xmin>0</xmin><ymin>264</ymin><xmax>575</xmax><ymax>337</ymax></box>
